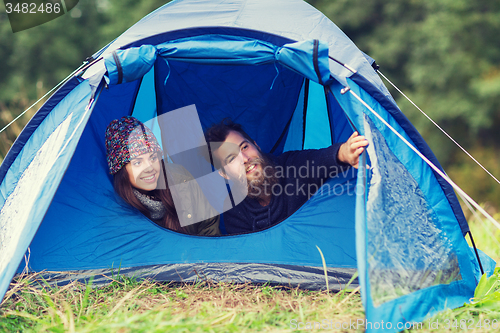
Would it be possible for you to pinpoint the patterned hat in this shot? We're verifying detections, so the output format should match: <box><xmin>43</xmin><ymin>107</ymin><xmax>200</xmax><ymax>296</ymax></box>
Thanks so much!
<box><xmin>105</xmin><ymin>116</ymin><xmax>162</xmax><ymax>174</ymax></box>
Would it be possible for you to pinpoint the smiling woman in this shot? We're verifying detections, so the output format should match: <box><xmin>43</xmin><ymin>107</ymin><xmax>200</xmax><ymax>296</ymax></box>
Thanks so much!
<box><xmin>105</xmin><ymin>116</ymin><xmax>220</xmax><ymax>235</ymax></box>
<box><xmin>125</xmin><ymin>152</ymin><xmax>161</xmax><ymax>192</ymax></box>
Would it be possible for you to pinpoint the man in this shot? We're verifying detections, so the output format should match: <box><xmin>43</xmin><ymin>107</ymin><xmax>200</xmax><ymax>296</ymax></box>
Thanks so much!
<box><xmin>205</xmin><ymin>118</ymin><xmax>368</xmax><ymax>234</ymax></box>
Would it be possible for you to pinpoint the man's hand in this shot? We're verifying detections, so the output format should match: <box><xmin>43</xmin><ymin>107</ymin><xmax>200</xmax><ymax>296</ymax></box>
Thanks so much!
<box><xmin>337</xmin><ymin>132</ymin><xmax>369</xmax><ymax>169</ymax></box>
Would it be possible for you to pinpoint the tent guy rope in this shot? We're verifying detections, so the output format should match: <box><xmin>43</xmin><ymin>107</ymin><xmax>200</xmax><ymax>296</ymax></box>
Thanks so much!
<box><xmin>377</xmin><ymin>69</ymin><xmax>500</xmax><ymax>187</ymax></box>
<box><xmin>0</xmin><ymin>63</ymin><xmax>86</xmax><ymax>136</ymax></box>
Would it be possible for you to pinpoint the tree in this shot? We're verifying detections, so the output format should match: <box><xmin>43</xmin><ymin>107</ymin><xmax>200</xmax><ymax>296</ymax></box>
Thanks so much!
<box><xmin>308</xmin><ymin>0</ymin><xmax>500</xmax><ymax>206</ymax></box>
<box><xmin>0</xmin><ymin>0</ymin><xmax>169</xmax><ymax>161</ymax></box>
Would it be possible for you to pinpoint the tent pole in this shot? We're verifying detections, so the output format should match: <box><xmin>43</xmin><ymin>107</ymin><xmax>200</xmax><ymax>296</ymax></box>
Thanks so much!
<box><xmin>302</xmin><ymin>79</ymin><xmax>310</xmax><ymax>150</ymax></box>
<box><xmin>467</xmin><ymin>231</ymin><xmax>485</xmax><ymax>276</ymax></box>
<box><xmin>324</xmin><ymin>86</ymin><xmax>335</xmax><ymax>144</ymax></box>
<box><xmin>328</xmin><ymin>56</ymin><xmax>357</xmax><ymax>74</ymax></box>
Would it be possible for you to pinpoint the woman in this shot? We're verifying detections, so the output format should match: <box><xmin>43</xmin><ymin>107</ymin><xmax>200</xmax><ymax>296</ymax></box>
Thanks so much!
<box><xmin>105</xmin><ymin>116</ymin><xmax>220</xmax><ymax>235</ymax></box>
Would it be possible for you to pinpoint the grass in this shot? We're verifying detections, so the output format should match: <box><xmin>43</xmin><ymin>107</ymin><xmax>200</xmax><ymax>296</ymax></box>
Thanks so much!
<box><xmin>466</xmin><ymin>211</ymin><xmax>500</xmax><ymax>263</ymax></box>
<box><xmin>1</xmin><ymin>214</ymin><xmax>499</xmax><ymax>332</ymax></box>
<box><xmin>0</xmin><ymin>275</ymin><xmax>363</xmax><ymax>332</ymax></box>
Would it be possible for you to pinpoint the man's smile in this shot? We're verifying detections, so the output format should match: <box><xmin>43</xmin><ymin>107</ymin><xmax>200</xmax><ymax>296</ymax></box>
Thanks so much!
<box><xmin>246</xmin><ymin>164</ymin><xmax>257</xmax><ymax>174</ymax></box>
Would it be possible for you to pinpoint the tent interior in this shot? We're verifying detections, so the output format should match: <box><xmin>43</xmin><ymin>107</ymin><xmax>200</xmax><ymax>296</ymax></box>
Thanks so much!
<box><xmin>17</xmin><ymin>34</ymin><xmax>365</xmax><ymax>289</ymax></box>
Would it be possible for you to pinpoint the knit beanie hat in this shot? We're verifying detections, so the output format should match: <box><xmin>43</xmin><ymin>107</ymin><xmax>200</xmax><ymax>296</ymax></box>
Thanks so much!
<box><xmin>105</xmin><ymin>116</ymin><xmax>162</xmax><ymax>174</ymax></box>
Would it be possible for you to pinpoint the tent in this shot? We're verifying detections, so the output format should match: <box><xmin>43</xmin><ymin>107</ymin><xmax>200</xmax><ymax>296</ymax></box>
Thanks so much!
<box><xmin>0</xmin><ymin>0</ymin><xmax>496</xmax><ymax>331</ymax></box>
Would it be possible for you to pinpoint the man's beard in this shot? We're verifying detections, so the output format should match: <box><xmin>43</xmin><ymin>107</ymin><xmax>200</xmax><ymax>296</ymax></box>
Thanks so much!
<box><xmin>246</xmin><ymin>154</ymin><xmax>279</xmax><ymax>200</ymax></box>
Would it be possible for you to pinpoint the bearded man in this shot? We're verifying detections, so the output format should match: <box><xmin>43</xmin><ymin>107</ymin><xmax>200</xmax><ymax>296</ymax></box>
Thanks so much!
<box><xmin>204</xmin><ymin>118</ymin><xmax>368</xmax><ymax>234</ymax></box>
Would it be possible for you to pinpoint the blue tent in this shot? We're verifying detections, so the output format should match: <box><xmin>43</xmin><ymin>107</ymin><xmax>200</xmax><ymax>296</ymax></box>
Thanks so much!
<box><xmin>0</xmin><ymin>0</ymin><xmax>495</xmax><ymax>331</ymax></box>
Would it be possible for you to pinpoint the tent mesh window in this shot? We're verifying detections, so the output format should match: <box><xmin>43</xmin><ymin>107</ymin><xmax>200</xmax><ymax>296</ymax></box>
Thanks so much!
<box><xmin>363</xmin><ymin>115</ymin><xmax>462</xmax><ymax>306</ymax></box>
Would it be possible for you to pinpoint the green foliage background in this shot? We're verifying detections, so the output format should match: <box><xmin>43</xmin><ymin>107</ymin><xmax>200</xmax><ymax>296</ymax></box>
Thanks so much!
<box><xmin>1</xmin><ymin>0</ymin><xmax>499</xmax><ymax>207</ymax></box>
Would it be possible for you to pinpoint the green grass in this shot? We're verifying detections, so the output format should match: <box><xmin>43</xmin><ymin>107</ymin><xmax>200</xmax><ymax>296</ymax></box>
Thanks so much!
<box><xmin>0</xmin><ymin>275</ymin><xmax>364</xmax><ymax>332</ymax></box>
<box><xmin>1</xmin><ymin>214</ymin><xmax>499</xmax><ymax>332</ymax></box>
<box><xmin>466</xmin><ymin>211</ymin><xmax>500</xmax><ymax>263</ymax></box>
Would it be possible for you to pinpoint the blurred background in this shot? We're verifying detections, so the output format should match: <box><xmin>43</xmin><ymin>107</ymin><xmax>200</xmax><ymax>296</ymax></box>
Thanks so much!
<box><xmin>1</xmin><ymin>0</ymin><xmax>499</xmax><ymax>214</ymax></box>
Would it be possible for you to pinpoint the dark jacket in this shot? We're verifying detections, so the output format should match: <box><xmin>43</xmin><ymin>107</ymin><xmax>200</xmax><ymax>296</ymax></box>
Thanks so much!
<box><xmin>223</xmin><ymin>144</ymin><xmax>348</xmax><ymax>234</ymax></box>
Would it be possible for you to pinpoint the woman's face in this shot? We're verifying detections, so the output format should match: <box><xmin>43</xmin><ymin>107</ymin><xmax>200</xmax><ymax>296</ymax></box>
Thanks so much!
<box><xmin>125</xmin><ymin>152</ymin><xmax>161</xmax><ymax>191</ymax></box>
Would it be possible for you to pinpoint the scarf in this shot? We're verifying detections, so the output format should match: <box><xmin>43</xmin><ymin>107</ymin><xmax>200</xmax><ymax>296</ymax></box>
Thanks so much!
<box><xmin>133</xmin><ymin>189</ymin><xmax>166</xmax><ymax>221</ymax></box>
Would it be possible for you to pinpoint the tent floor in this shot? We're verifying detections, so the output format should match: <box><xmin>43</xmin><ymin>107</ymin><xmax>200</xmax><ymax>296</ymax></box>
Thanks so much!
<box><xmin>17</xmin><ymin>263</ymin><xmax>358</xmax><ymax>291</ymax></box>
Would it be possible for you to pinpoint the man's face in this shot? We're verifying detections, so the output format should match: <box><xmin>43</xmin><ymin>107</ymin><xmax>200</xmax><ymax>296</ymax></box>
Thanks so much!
<box><xmin>214</xmin><ymin>131</ymin><xmax>264</xmax><ymax>184</ymax></box>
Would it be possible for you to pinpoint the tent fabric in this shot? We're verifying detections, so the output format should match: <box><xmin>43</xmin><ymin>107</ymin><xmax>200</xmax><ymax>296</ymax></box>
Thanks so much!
<box><xmin>0</xmin><ymin>80</ymin><xmax>97</xmax><ymax>298</ymax></box>
<box><xmin>331</xmin><ymin>77</ymin><xmax>496</xmax><ymax>328</ymax></box>
<box><xmin>0</xmin><ymin>78</ymin><xmax>82</xmax><ymax>191</ymax></box>
<box><xmin>0</xmin><ymin>0</ymin><xmax>495</xmax><ymax>332</ymax></box>
<box><xmin>349</xmin><ymin>73</ymin><xmax>470</xmax><ymax>235</ymax></box>
<box><xmin>90</xmin><ymin>0</ymin><xmax>470</xmax><ymax>236</ymax></box>
<box><xmin>104</xmin><ymin>37</ymin><xmax>331</xmax><ymax>87</ymax></box>
<box><xmin>94</xmin><ymin>0</ymin><xmax>386</xmax><ymax>97</ymax></box>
